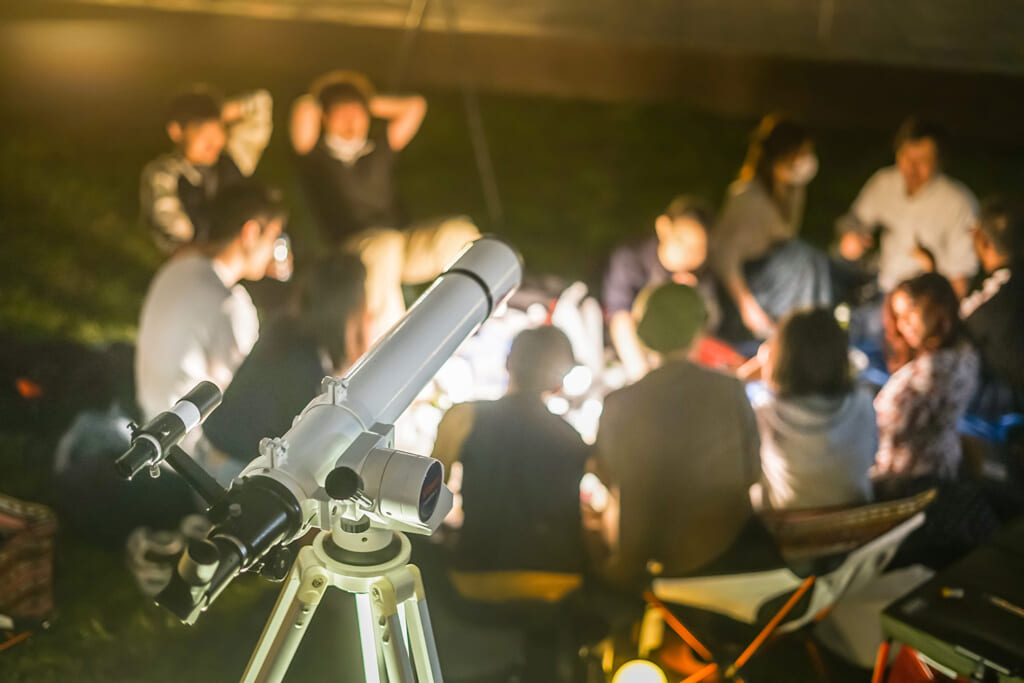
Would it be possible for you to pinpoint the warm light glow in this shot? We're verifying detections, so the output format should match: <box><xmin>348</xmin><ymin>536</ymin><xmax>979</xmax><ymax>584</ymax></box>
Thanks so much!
<box><xmin>745</xmin><ymin>380</ymin><xmax>773</xmax><ymax>408</ymax></box>
<box><xmin>436</xmin><ymin>357</ymin><xmax>475</xmax><ymax>404</ymax></box>
<box><xmin>273</xmin><ymin>241</ymin><xmax>289</xmax><ymax>262</ymax></box>
<box><xmin>562</xmin><ymin>364</ymin><xmax>592</xmax><ymax>396</ymax></box>
<box><xmin>578</xmin><ymin>397</ymin><xmax>604</xmax><ymax>444</ymax></box>
<box><xmin>546</xmin><ymin>396</ymin><xmax>570</xmax><ymax>416</ymax></box>
<box><xmin>612</xmin><ymin>659</ymin><xmax>668</xmax><ymax>683</ymax></box>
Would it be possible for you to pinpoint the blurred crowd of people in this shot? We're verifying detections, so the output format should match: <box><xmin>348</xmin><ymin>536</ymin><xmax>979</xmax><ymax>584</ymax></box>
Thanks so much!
<box><xmin>127</xmin><ymin>70</ymin><xmax>1024</xmax><ymax>676</ymax></box>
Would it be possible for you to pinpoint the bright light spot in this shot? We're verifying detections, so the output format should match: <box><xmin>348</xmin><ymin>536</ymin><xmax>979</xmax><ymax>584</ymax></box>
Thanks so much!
<box><xmin>849</xmin><ymin>347</ymin><xmax>869</xmax><ymax>372</ymax></box>
<box><xmin>580</xmin><ymin>472</ymin><xmax>609</xmax><ymax>512</ymax></box>
<box><xmin>273</xmin><ymin>241</ymin><xmax>289</xmax><ymax>262</ymax></box>
<box><xmin>578</xmin><ymin>398</ymin><xmax>604</xmax><ymax>444</ymax></box>
<box><xmin>412</xmin><ymin>403</ymin><xmax>443</xmax><ymax>436</ymax></box>
<box><xmin>745</xmin><ymin>380</ymin><xmax>773</xmax><ymax>408</ymax></box>
<box><xmin>526</xmin><ymin>303</ymin><xmax>549</xmax><ymax>325</ymax></box>
<box><xmin>562</xmin><ymin>365</ymin><xmax>592</xmax><ymax>396</ymax></box>
<box><xmin>436</xmin><ymin>357</ymin><xmax>475</xmax><ymax>404</ymax></box>
<box><xmin>834</xmin><ymin>303</ymin><xmax>851</xmax><ymax>327</ymax></box>
<box><xmin>612</xmin><ymin>660</ymin><xmax>668</xmax><ymax>683</ymax></box>
<box><xmin>546</xmin><ymin>396</ymin><xmax>570</xmax><ymax>416</ymax></box>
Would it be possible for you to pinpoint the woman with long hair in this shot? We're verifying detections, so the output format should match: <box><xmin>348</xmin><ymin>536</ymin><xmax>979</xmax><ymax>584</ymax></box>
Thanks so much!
<box><xmin>874</xmin><ymin>272</ymin><xmax>979</xmax><ymax>479</ymax></box>
<box><xmin>756</xmin><ymin>307</ymin><xmax>877</xmax><ymax>509</ymax></box>
<box><xmin>711</xmin><ymin>114</ymin><xmax>833</xmax><ymax>338</ymax></box>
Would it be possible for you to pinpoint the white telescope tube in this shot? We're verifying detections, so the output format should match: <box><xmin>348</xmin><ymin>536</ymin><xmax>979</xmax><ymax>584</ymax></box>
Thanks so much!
<box><xmin>240</xmin><ymin>238</ymin><xmax>522</xmax><ymax>505</ymax></box>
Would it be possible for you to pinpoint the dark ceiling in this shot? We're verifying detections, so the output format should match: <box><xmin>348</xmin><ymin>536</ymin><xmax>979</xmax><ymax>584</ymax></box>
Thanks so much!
<box><xmin>61</xmin><ymin>0</ymin><xmax>1024</xmax><ymax>75</ymax></box>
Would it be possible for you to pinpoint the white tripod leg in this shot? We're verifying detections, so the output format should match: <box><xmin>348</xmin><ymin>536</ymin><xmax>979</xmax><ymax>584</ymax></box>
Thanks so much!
<box><xmin>355</xmin><ymin>593</ymin><xmax>386</xmax><ymax>681</ymax></box>
<box><xmin>241</xmin><ymin>546</ymin><xmax>330</xmax><ymax>683</ymax></box>
<box><xmin>400</xmin><ymin>565</ymin><xmax>444</xmax><ymax>683</ymax></box>
<box><xmin>368</xmin><ymin>575</ymin><xmax>417</xmax><ymax>683</ymax></box>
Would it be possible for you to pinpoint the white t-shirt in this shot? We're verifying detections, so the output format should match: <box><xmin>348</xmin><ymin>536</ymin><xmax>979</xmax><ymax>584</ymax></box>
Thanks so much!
<box><xmin>850</xmin><ymin>166</ymin><xmax>978</xmax><ymax>291</ymax></box>
<box><xmin>135</xmin><ymin>254</ymin><xmax>259</xmax><ymax>420</ymax></box>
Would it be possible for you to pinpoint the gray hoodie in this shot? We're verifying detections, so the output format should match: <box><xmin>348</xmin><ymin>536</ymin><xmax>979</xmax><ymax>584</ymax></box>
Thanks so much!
<box><xmin>755</xmin><ymin>390</ymin><xmax>877</xmax><ymax>510</ymax></box>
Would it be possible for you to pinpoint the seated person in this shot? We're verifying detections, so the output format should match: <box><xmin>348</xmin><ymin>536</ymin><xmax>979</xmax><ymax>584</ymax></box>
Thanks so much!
<box><xmin>590</xmin><ymin>283</ymin><xmax>762</xmax><ymax>590</ymax></box>
<box><xmin>135</xmin><ymin>181</ymin><xmax>284</xmax><ymax>456</ymax></box>
<box><xmin>711</xmin><ymin>115</ymin><xmax>833</xmax><ymax>338</ymax></box>
<box><xmin>755</xmin><ymin>308</ymin><xmax>877</xmax><ymax>510</ymax></box>
<box><xmin>603</xmin><ymin>195</ymin><xmax>720</xmax><ymax>381</ymax></box>
<box><xmin>838</xmin><ymin>117</ymin><xmax>978</xmax><ymax>299</ymax></box>
<box><xmin>202</xmin><ymin>255</ymin><xmax>369</xmax><ymax>467</ymax></box>
<box><xmin>875</xmin><ymin>273</ymin><xmax>979</xmax><ymax>480</ymax></box>
<box><xmin>141</xmin><ymin>86</ymin><xmax>273</xmax><ymax>253</ymax></box>
<box><xmin>290</xmin><ymin>71</ymin><xmax>479</xmax><ymax>335</ymax></box>
<box><xmin>431</xmin><ymin>326</ymin><xmax>589</xmax><ymax>603</ymax></box>
<box><xmin>961</xmin><ymin>197</ymin><xmax>1024</xmax><ymax>416</ymax></box>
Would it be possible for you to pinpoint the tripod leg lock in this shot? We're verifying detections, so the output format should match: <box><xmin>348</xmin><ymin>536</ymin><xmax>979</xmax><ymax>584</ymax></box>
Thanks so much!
<box><xmin>297</xmin><ymin>565</ymin><xmax>331</xmax><ymax>606</ymax></box>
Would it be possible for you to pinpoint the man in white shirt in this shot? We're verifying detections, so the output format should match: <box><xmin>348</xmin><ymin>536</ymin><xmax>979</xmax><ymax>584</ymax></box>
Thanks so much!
<box><xmin>838</xmin><ymin>117</ymin><xmax>978</xmax><ymax>297</ymax></box>
<box><xmin>135</xmin><ymin>181</ymin><xmax>284</xmax><ymax>422</ymax></box>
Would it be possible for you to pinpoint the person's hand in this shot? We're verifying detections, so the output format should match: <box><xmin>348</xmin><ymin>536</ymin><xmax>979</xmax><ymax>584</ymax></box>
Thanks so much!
<box><xmin>737</xmin><ymin>340</ymin><xmax>770</xmax><ymax>382</ymax></box>
<box><xmin>221</xmin><ymin>99</ymin><xmax>243</xmax><ymax>124</ymax></box>
<box><xmin>671</xmin><ymin>271</ymin><xmax>698</xmax><ymax>286</ymax></box>
<box><xmin>739</xmin><ymin>295</ymin><xmax>774</xmax><ymax>338</ymax></box>
<box><xmin>839</xmin><ymin>232</ymin><xmax>872</xmax><ymax>261</ymax></box>
<box><xmin>290</xmin><ymin>94</ymin><xmax>323</xmax><ymax>155</ymax></box>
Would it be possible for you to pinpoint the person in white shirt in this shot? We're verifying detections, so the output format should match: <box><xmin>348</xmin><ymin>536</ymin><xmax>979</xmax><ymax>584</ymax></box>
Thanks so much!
<box><xmin>838</xmin><ymin>117</ymin><xmax>978</xmax><ymax>298</ymax></box>
<box><xmin>135</xmin><ymin>181</ymin><xmax>284</xmax><ymax>423</ymax></box>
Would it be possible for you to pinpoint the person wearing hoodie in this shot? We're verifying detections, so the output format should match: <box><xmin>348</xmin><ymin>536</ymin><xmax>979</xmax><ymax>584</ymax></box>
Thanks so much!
<box><xmin>755</xmin><ymin>307</ymin><xmax>877</xmax><ymax>510</ymax></box>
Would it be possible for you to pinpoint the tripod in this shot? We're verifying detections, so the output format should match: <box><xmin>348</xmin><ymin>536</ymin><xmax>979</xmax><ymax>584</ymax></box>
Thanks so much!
<box><xmin>242</xmin><ymin>524</ymin><xmax>443</xmax><ymax>683</ymax></box>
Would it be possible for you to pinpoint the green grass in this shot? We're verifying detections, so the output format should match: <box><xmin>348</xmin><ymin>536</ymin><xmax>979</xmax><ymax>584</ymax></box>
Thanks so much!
<box><xmin>5</xmin><ymin>88</ymin><xmax>1024</xmax><ymax>343</ymax></box>
<box><xmin>4</xmin><ymin>542</ymin><xmax>276</xmax><ymax>683</ymax></box>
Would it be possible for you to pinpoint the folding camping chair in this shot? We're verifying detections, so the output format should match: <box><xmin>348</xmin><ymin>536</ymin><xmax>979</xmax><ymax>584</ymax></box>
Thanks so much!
<box><xmin>636</xmin><ymin>489</ymin><xmax>936</xmax><ymax>682</ymax></box>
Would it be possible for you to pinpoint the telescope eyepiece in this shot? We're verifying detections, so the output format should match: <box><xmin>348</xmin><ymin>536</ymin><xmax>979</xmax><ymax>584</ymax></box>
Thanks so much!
<box><xmin>114</xmin><ymin>381</ymin><xmax>223</xmax><ymax>480</ymax></box>
<box><xmin>178</xmin><ymin>540</ymin><xmax>220</xmax><ymax>586</ymax></box>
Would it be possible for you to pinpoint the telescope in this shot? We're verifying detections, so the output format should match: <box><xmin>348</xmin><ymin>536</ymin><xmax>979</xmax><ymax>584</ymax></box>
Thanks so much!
<box><xmin>116</xmin><ymin>238</ymin><xmax>522</xmax><ymax>682</ymax></box>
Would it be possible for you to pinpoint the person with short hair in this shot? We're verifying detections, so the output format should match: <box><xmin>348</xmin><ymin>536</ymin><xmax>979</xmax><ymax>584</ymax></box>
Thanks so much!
<box><xmin>875</xmin><ymin>273</ymin><xmax>979</xmax><ymax>480</ymax></box>
<box><xmin>430</xmin><ymin>326</ymin><xmax>589</xmax><ymax>602</ymax></box>
<box><xmin>135</xmin><ymin>181</ymin><xmax>285</xmax><ymax>424</ymax></box>
<box><xmin>961</xmin><ymin>197</ymin><xmax>1024</xmax><ymax>415</ymax></box>
<box><xmin>838</xmin><ymin>117</ymin><xmax>978</xmax><ymax>298</ymax></box>
<box><xmin>290</xmin><ymin>71</ymin><xmax>479</xmax><ymax>336</ymax></box>
<box><xmin>603</xmin><ymin>195</ymin><xmax>720</xmax><ymax>380</ymax></box>
<box><xmin>591</xmin><ymin>283</ymin><xmax>762</xmax><ymax>589</ymax></box>
<box><xmin>201</xmin><ymin>254</ymin><xmax>370</xmax><ymax>468</ymax></box>
<box><xmin>141</xmin><ymin>86</ymin><xmax>273</xmax><ymax>252</ymax></box>
<box><xmin>755</xmin><ymin>308</ymin><xmax>877</xmax><ymax>510</ymax></box>
<box><xmin>711</xmin><ymin>115</ymin><xmax>833</xmax><ymax>338</ymax></box>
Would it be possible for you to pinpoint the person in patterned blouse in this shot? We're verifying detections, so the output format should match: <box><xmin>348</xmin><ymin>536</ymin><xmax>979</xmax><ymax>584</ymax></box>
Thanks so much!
<box><xmin>874</xmin><ymin>273</ymin><xmax>979</xmax><ymax>479</ymax></box>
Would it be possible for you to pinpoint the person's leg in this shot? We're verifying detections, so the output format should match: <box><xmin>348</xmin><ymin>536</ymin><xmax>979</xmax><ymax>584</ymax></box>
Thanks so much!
<box><xmin>400</xmin><ymin>215</ymin><xmax>481</xmax><ymax>285</ymax></box>
<box><xmin>345</xmin><ymin>228</ymin><xmax>408</xmax><ymax>339</ymax></box>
